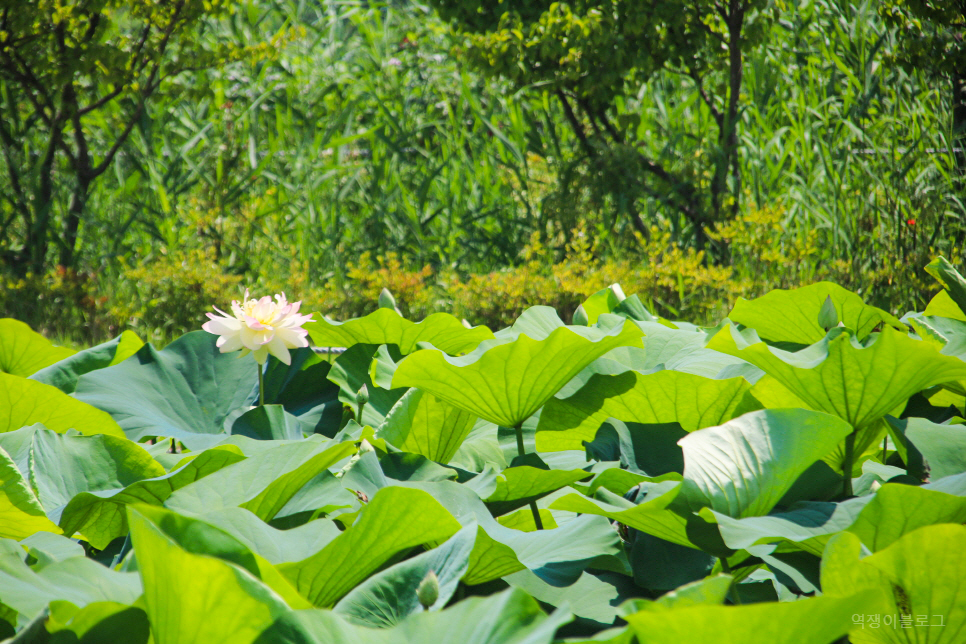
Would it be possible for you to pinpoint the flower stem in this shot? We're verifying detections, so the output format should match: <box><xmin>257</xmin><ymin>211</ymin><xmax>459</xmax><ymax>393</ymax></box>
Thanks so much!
<box><xmin>720</xmin><ymin>558</ymin><xmax>742</xmax><ymax>605</ymax></box>
<box><xmin>514</xmin><ymin>422</ymin><xmax>544</xmax><ymax>531</ymax></box>
<box><xmin>882</xmin><ymin>436</ymin><xmax>888</xmax><ymax>464</ymax></box>
<box><xmin>257</xmin><ymin>362</ymin><xmax>264</xmax><ymax>407</ymax></box>
<box><xmin>843</xmin><ymin>431</ymin><xmax>856</xmax><ymax>497</ymax></box>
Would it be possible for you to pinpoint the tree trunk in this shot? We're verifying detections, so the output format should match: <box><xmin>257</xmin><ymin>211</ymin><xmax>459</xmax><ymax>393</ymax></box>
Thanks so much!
<box><xmin>60</xmin><ymin>178</ymin><xmax>89</xmax><ymax>268</ymax></box>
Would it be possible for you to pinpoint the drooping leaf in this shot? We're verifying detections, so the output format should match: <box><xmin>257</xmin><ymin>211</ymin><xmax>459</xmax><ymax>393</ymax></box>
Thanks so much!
<box><xmin>506</xmin><ymin>568</ymin><xmax>638</xmax><ymax>627</ymax></box>
<box><xmin>26</xmin><ymin>428</ymin><xmax>166</xmax><ymax>524</ymax></box>
<box><xmin>0</xmin><ymin>446</ymin><xmax>61</xmax><ymax>540</ymax></box>
<box><xmin>256</xmin><ymin>588</ymin><xmax>571</xmax><ymax>644</ymax></box>
<box><xmin>707</xmin><ymin>481</ymin><xmax>966</xmax><ymax>557</ymax></box>
<box><xmin>0</xmin><ymin>319</ymin><xmax>75</xmax><ymax>377</ymax></box>
<box><xmin>165</xmin><ymin>438</ymin><xmax>356</xmax><ymax>521</ymax></box>
<box><xmin>0</xmin><ymin>538</ymin><xmax>141</xmax><ymax>623</ymax></box>
<box><xmin>197</xmin><ymin>506</ymin><xmax>342</xmax><ymax>565</ymax></box>
<box><xmin>679</xmin><ymin>409</ymin><xmax>852</xmax><ymax>518</ymax></box>
<box><xmin>579</xmin><ymin>284</ymin><xmax>626</xmax><ymax>325</ymax></box>
<box><xmin>728</xmin><ymin>282</ymin><xmax>903</xmax><ymax>345</ymax></box>
<box><xmin>0</xmin><ymin>373</ymin><xmax>124</xmax><ymax>438</ymax></box>
<box><xmin>306</xmin><ymin>308</ymin><xmax>494</xmax><ymax>355</ymax></box>
<box><xmin>550</xmin><ymin>482</ymin><xmax>692</xmax><ymax>548</ymax></box>
<box><xmin>334</xmin><ymin>523</ymin><xmax>477</xmax><ymax>626</ymax></box>
<box><xmin>484</xmin><ymin>464</ymin><xmax>591</xmax><ymax>516</ymax></box>
<box><xmin>72</xmin><ymin>331</ymin><xmax>257</xmax><ymax>447</ymax></box>
<box><xmin>278</xmin><ymin>486</ymin><xmax>463</xmax><ymax>607</ymax></box>
<box><xmin>887</xmin><ymin>416</ymin><xmax>966</xmax><ymax>481</ymax></box>
<box><xmin>392</xmin><ymin>316</ymin><xmax>644</xmax><ymax>428</ymax></box>
<box><xmin>822</xmin><ymin>524</ymin><xmax>966</xmax><ymax>643</ymax></box>
<box><xmin>377</xmin><ymin>388</ymin><xmax>477</xmax><ymax>463</ymax></box>
<box><xmin>535</xmin><ymin>371</ymin><xmax>750</xmax><ymax>452</ymax></box>
<box><xmin>923</xmin><ymin>289</ymin><xmax>966</xmax><ymax>322</ymax></box>
<box><xmin>58</xmin><ymin>445</ymin><xmax>246</xmax><ymax>549</ymax></box>
<box><xmin>128</xmin><ymin>506</ymin><xmax>293</xmax><ymax>644</ymax></box>
<box><xmin>29</xmin><ymin>331</ymin><xmax>143</xmax><ymax>393</ymax></box>
<box><xmin>622</xmin><ymin>593</ymin><xmax>869</xmax><ymax>644</ymax></box>
<box><xmin>231</xmin><ymin>405</ymin><xmax>304</xmax><ymax>441</ymax></box>
<box><xmin>925</xmin><ymin>256</ymin><xmax>966</xmax><ymax>319</ymax></box>
<box><xmin>327</xmin><ymin>344</ymin><xmax>408</xmax><ymax>427</ymax></box>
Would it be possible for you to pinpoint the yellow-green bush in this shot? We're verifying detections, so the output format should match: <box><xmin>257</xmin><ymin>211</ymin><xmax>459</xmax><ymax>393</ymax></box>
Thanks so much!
<box><xmin>2</xmin><ymin>206</ymin><xmax>950</xmax><ymax>346</ymax></box>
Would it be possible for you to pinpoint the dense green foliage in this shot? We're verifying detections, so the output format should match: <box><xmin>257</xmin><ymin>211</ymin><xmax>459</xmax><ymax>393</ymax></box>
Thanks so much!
<box><xmin>2</xmin><ymin>263</ymin><xmax>966</xmax><ymax>641</ymax></box>
<box><xmin>2</xmin><ymin>0</ymin><xmax>966</xmax><ymax>345</ymax></box>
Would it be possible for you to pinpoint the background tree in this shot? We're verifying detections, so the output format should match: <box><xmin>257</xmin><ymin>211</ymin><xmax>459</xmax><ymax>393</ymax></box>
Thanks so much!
<box><xmin>429</xmin><ymin>0</ymin><xmax>774</xmax><ymax>250</ymax></box>
<box><xmin>0</xmin><ymin>0</ymin><xmax>245</xmax><ymax>274</ymax></box>
<box><xmin>881</xmin><ymin>2</ymin><xmax>966</xmax><ymax>177</ymax></box>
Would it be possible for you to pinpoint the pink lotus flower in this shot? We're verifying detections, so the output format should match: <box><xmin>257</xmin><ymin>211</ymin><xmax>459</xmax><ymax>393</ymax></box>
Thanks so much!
<box><xmin>203</xmin><ymin>290</ymin><xmax>313</xmax><ymax>365</ymax></box>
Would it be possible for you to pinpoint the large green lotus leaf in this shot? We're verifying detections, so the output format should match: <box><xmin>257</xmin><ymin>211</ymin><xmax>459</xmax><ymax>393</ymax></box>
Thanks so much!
<box><xmin>709</xmin><ymin>325</ymin><xmax>966</xmax><ymax>430</ymax></box>
<box><xmin>924</xmin><ymin>289</ymin><xmax>966</xmax><ymax>322</ymax></box>
<box><xmin>392</xmin><ymin>317</ymin><xmax>644</xmax><ymax>428</ymax></box>
<box><xmin>0</xmin><ymin>446</ymin><xmax>61</xmax><ymax>540</ymax></box>
<box><xmin>376</xmin><ymin>388</ymin><xmax>477</xmax><ymax>463</ymax></box>
<box><xmin>708</xmin><ymin>324</ymin><xmax>966</xmax><ymax>471</ymax></box>
<box><xmin>822</xmin><ymin>524</ymin><xmax>966</xmax><ymax>644</ymax></box>
<box><xmin>926</xmin><ymin>256</ymin><xmax>966</xmax><ymax>319</ymax></box>
<box><xmin>165</xmin><ymin>438</ymin><xmax>355</xmax><ymax>521</ymax></box>
<box><xmin>72</xmin><ymin>331</ymin><xmax>257</xmax><ymax>447</ymax></box>
<box><xmin>0</xmin><ymin>373</ymin><xmax>124</xmax><ymax>438</ymax></box>
<box><xmin>888</xmin><ymin>416</ymin><xmax>966</xmax><ymax>482</ymax></box>
<box><xmin>26</xmin><ymin>428</ymin><xmax>165</xmax><ymax>521</ymax></box>
<box><xmin>58</xmin><ymin>445</ymin><xmax>246</xmax><ymax>549</ymax></box>
<box><xmin>550</xmin><ymin>481</ymin><xmax>693</xmax><ymax>548</ymax></box>
<box><xmin>29</xmin><ymin>331</ymin><xmax>143</xmax><ymax>394</ymax></box>
<box><xmin>0</xmin><ymin>538</ymin><xmax>141</xmax><ymax>622</ymax></box>
<box><xmin>728</xmin><ymin>282</ymin><xmax>903</xmax><ymax>345</ymax></box>
<box><xmin>484</xmin><ymin>465</ymin><xmax>591</xmax><ymax>516</ymax></box>
<box><xmin>256</xmin><ymin>587</ymin><xmax>571</xmax><ymax>644</ymax></box>
<box><xmin>679</xmin><ymin>409</ymin><xmax>852</xmax><ymax>518</ymax></box>
<box><xmin>278</xmin><ymin>486</ymin><xmax>462</xmax><ymax>607</ymax></box>
<box><xmin>623</xmin><ymin>593</ymin><xmax>868</xmax><ymax>644</ymax></box>
<box><xmin>306</xmin><ymin>308</ymin><xmax>494</xmax><ymax>355</ymax></box>
<box><xmin>0</xmin><ymin>318</ymin><xmax>75</xmax><ymax>377</ymax></box>
<box><xmin>535</xmin><ymin>370</ymin><xmax>750</xmax><ymax>452</ymax></box>
<box><xmin>333</xmin><ymin>523</ymin><xmax>477</xmax><ymax>627</ymax></box>
<box><xmin>128</xmin><ymin>506</ymin><xmax>294</xmax><ymax>644</ymax></box>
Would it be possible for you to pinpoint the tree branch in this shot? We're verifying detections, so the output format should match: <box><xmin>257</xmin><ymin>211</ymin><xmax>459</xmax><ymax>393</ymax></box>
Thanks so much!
<box><xmin>555</xmin><ymin>88</ymin><xmax>595</xmax><ymax>158</ymax></box>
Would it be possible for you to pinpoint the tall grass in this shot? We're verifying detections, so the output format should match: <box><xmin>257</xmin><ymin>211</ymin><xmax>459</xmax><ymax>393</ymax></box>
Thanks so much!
<box><xmin>2</xmin><ymin>0</ymin><xmax>963</xmax><ymax>342</ymax></box>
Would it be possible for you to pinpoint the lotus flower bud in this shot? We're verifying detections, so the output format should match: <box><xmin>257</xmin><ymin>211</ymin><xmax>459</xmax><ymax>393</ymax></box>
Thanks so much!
<box><xmin>817</xmin><ymin>295</ymin><xmax>838</xmax><ymax>331</ymax></box>
<box><xmin>572</xmin><ymin>304</ymin><xmax>589</xmax><ymax>326</ymax></box>
<box><xmin>359</xmin><ymin>438</ymin><xmax>374</xmax><ymax>454</ymax></box>
<box><xmin>356</xmin><ymin>384</ymin><xmax>369</xmax><ymax>406</ymax></box>
<box><xmin>416</xmin><ymin>570</ymin><xmax>439</xmax><ymax>608</ymax></box>
<box><xmin>378</xmin><ymin>288</ymin><xmax>397</xmax><ymax>311</ymax></box>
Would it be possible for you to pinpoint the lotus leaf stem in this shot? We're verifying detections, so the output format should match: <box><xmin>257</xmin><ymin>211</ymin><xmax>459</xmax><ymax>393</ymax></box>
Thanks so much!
<box><xmin>514</xmin><ymin>422</ymin><xmax>544</xmax><ymax>530</ymax></box>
